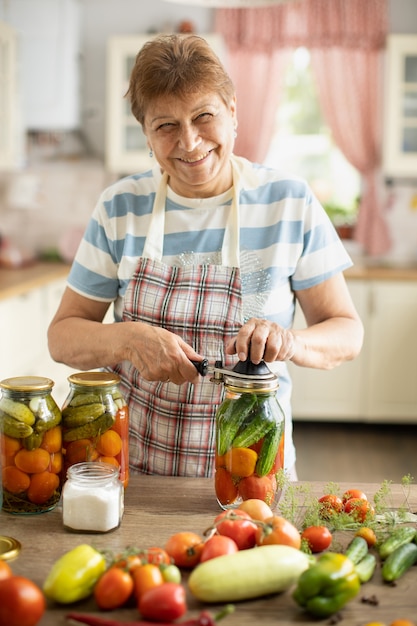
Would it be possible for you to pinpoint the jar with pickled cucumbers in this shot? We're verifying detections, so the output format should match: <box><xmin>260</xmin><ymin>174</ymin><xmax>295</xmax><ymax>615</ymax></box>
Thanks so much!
<box><xmin>213</xmin><ymin>360</ymin><xmax>285</xmax><ymax>510</ymax></box>
<box><xmin>0</xmin><ymin>376</ymin><xmax>63</xmax><ymax>514</ymax></box>
<box><xmin>62</xmin><ymin>372</ymin><xmax>129</xmax><ymax>488</ymax></box>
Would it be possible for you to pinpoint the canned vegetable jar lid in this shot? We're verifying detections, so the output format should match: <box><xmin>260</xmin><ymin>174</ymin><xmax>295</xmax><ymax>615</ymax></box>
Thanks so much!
<box><xmin>0</xmin><ymin>536</ymin><xmax>21</xmax><ymax>561</ymax></box>
<box><xmin>68</xmin><ymin>371</ymin><xmax>121</xmax><ymax>387</ymax></box>
<box><xmin>0</xmin><ymin>376</ymin><xmax>55</xmax><ymax>392</ymax></box>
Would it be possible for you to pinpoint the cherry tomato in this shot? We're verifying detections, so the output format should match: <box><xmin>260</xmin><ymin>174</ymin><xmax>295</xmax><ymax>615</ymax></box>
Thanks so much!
<box><xmin>342</xmin><ymin>488</ymin><xmax>368</xmax><ymax>504</ymax></box>
<box><xmin>390</xmin><ymin>620</ymin><xmax>416</xmax><ymax>626</ymax></box>
<box><xmin>255</xmin><ymin>515</ymin><xmax>301</xmax><ymax>549</ymax></box>
<box><xmin>138</xmin><ymin>582</ymin><xmax>187</xmax><ymax>621</ymax></box>
<box><xmin>214</xmin><ymin>509</ymin><xmax>258</xmax><ymax>550</ymax></box>
<box><xmin>0</xmin><ymin>576</ymin><xmax>45</xmax><ymax>626</ymax></box>
<box><xmin>355</xmin><ymin>526</ymin><xmax>377</xmax><ymax>547</ymax></box>
<box><xmin>159</xmin><ymin>563</ymin><xmax>182</xmax><ymax>584</ymax></box>
<box><xmin>318</xmin><ymin>494</ymin><xmax>344</xmax><ymax>518</ymax></box>
<box><xmin>344</xmin><ymin>498</ymin><xmax>375</xmax><ymax>522</ymax></box>
<box><xmin>237</xmin><ymin>498</ymin><xmax>273</xmax><ymax>521</ymax></box>
<box><xmin>301</xmin><ymin>525</ymin><xmax>333</xmax><ymax>553</ymax></box>
<box><xmin>0</xmin><ymin>561</ymin><xmax>13</xmax><ymax>581</ymax></box>
<box><xmin>94</xmin><ymin>567</ymin><xmax>134</xmax><ymax>609</ymax></box>
<box><xmin>200</xmin><ymin>535</ymin><xmax>239</xmax><ymax>562</ymax></box>
<box><xmin>132</xmin><ymin>563</ymin><xmax>164</xmax><ymax>601</ymax></box>
<box><xmin>164</xmin><ymin>532</ymin><xmax>203</xmax><ymax>568</ymax></box>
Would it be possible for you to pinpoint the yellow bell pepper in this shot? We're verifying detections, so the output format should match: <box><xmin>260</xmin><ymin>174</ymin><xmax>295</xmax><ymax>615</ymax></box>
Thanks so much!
<box><xmin>43</xmin><ymin>544</ymin><xmax>106</xmax><ymax>604</ymax></box>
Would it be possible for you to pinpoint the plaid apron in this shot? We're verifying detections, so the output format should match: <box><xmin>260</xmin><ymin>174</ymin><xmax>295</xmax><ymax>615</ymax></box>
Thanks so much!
<box><xmin>114</xmin><ymin>168</ymin><xmax>244</xmax><ymax>477</ymax></box>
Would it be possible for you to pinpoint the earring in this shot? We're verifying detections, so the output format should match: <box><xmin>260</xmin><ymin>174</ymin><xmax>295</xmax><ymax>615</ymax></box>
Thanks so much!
<box><xmin>149</xmin><ymin>148</ymin><xmax>153</xmax><ymax>158</ymax></box>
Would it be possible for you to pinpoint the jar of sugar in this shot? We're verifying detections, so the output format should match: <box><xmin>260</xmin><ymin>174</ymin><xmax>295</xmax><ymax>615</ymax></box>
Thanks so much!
<box><xmin>62</xmin><ymin>462</ymin><xmax>124</xmax><ymax>532</ymax></box>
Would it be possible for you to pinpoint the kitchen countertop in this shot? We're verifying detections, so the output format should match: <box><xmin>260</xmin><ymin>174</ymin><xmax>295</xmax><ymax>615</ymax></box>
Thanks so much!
<box><xmin>1</xmin><ymin>476</ymin><xmax>416</xmax><ymax>625</ymax></box>
<box><xmin>1</xmin><ymin>260</ymin><xmax>417</xmax><ymax>303</ymax></box>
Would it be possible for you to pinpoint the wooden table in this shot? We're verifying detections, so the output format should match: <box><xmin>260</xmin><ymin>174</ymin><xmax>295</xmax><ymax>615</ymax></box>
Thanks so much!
<box><xmin>1</xmin><ymin>477</ymin><xmax>416</xmax><ymax>625</ymax></box>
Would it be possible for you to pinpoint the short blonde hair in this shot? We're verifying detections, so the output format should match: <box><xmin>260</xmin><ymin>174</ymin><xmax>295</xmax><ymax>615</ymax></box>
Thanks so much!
<box><xmin>126</xmin><ymin>34</ymin><xmax>235</xmax><ymax>126</ymax></box>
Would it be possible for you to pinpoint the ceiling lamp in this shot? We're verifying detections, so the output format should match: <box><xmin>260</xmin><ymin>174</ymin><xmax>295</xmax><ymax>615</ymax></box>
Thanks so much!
<box><xmin>162</xmin><ymin>0</ymin><xmax>299</xmax><ymax>6</ymax></box>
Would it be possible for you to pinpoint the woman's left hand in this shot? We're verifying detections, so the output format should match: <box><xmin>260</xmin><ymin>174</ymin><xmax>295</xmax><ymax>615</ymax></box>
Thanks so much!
<box><xmin>225</xmin><ymin>317</ymin><xmax>296</xmax><ymax>364</ymax></box>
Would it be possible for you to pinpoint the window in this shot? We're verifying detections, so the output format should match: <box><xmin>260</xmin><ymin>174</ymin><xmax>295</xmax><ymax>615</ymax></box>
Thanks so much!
<box><xmin>263</xmin><ymin>48</ymin><xmax>360</xmax><ymax>231</ymax></box>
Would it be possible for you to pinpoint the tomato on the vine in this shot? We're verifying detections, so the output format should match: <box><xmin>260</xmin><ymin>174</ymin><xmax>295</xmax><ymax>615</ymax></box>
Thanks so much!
<box><xmin>94</xmin><ymin>567</ymin><xmax>134</xmax><ymax>609</ymax></box>
<box><xmin>214</xmin><ymin>509</ymin><xmax>257</xmax><ymax>550</ymax></box>
<box><xmin>0</xmin><ymin>576</ymin><xmax>45</xmax><ymax>626</ymax></box>
<box><xmin>342</xmin><ymin>488</ymin><xmax>368</xmax><ymax>504</ymax></box>
<box><xmin>301</xmin><ymin>525</ymin><xmax>333</xmax><ymax>553</ymax></box>
<box><xmin>318</xmin><ymin>494</ymin><xmax>344</xmax><ymax>518</ymax></box>
<box><xmin>139</xmin><ymin>582</ymin><xmax>187</xmax><ymax>621</ymax></box>
<box><xmin>132</xmin><ymin>563</ymin><xmax>164</xmax><ymax>601</ymax></box>
<box><xmin>165</xmin><ymin>531</ymin><xmax>203</xmax><ymax>568</ymax></box>
<box><xmin>355</xmin><ymin>526</ymin><xmax>377</xmax><ymax>547</ymax></box>
<box><xmin>200</xmin><ymin>534</ymin><xmax>239</xmax><ymax>562</ymax></box>
<box><xmin>255</xmin><ymin>515</ymin><xmax>301</xmax><ymax>549</ymax></box>
<box><xmin>160</xmin><ymin>563</ymin><xmax>182</xmax><ymax>584</ymax></box>
<box><xmin>344</xmin><ymin>498</ymin><xmax>375</xmax><ymax>522</ymax></box>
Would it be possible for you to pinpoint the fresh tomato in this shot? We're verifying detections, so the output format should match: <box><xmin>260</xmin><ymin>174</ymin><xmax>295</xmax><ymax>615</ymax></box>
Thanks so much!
<box><xmin>0</xmin><ymin>576</ymin><xmax>45</xmax><ymax>626</ymax></box>
<box><xmin>301</xmin><ymin>525</ymin><xmax>333</xmax><ymax>553</ymax></box>
<box><xmin>344</xmin><ymin>497</ymin><xmax>375</xmax><ymax>522</ymax></box>
<box><xmin>94</xmin><ymin>567</ymin><xmax>134</xmax><ymax>609</ymax></box>
<box><xmin>389</xmin><ymin>620</ymin><xmax>416</xmax><ymax>626</ymax></box>
<box><xmin>214</xmin><ymin>509</ymin><xmax>258</xmax><ymax>550</ymax></box>
<box><xmin>355</xmin><ymin>526</ymin><xmax>377</xmax><ymax>547</ymax></box>
<box><xmin>164</xmin><ymin>531</ymin><xmax>203</xmax><ymax>568</ymax></box>
<box><xmin>138</xmin><ymin>582</ymin><xmax>187</xmax><ymax>621</ymax></box>
<box><xmin>238</xmin><ymin>474</ymin><xmax>276</xmax><ymax>506</ymax></box>
<box><xmin>200</xmin><ymin>535</ymin><xmax>239</xmax><ymax>562</ymax></box>
<box><xmin>318</xmin><ymin>494</ymin><xmax>344</xmax><ymax>518</ymax></box>
<box><xmin>342</xmin><ymin>488</ymin><xmax>368</xmax><ymax>504</ymax></box>
<box><xmin>255</xmin><ymin>515</ymin><xmax>301</xmax><ymax>549</ymax></box>
<box><xmin>159</xmin><ymin>563</ymin><xmax>182</xmax><ymax>584</ymax></box>
<box><xmin>237</xmin><ymin>498</ymin><xmax>273</xmax><ymax>521</ymax></box>
<box><xmin>0</xmin><ymin>561</ymin><xmax>13</xmax><ymax>581</ymax></box>
<box><xmin>132</xmin><ymin>563</ymin><xmax>164</xmax><ymax>601</ymax></box>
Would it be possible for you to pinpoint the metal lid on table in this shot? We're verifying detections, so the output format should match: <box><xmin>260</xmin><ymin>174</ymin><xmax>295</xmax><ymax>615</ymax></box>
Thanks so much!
<box><xmin>0</xmin><ymin>535</ymin><xmax>21</xmax><ymax>561</ymax></box>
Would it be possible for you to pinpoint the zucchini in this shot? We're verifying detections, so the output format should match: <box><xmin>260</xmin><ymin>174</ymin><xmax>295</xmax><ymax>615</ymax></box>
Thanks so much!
<box><xmin>345</xmin><ymin>536</ymin><xmax>369</xmax><ymax>565</ymax></box>
<box><xmin>188</xmin><ymin>544</ymin><xmax>310</xmax><ymax>602</ymax></box>
<box><xmin>378</xmin><ymin>526</ymin><xmax>416</xmax><ymax>560</ymax></box>
<box><xmin>217</xmin><ymin>394</ymin><xmax>256</xmax><ymax>456</ymax></box>
<box><xmin>255</xmin><ymin>422</ymin><xmax>283</xmax><ymax>477</ymax></box>
<box><xmin>381</xmin><ymin>542</ymin><xmax>417</xmax><ymax>582</ymax></box>
<box><xmin>355</xmin><ymin>553</ymin><xmax>377</xmax><ymax>583</ymax></box>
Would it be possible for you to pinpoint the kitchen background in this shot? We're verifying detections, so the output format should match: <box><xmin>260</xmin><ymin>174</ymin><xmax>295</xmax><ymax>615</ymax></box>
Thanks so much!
<box><xmin>0</xmin><ymin>0</ymin><xmax>417</xmax><ymax>482</ymax></box>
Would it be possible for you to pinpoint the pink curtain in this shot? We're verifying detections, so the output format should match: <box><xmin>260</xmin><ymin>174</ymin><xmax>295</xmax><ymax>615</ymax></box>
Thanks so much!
<box><xmin>215</xmin><ymin>0</ymin><xmax>390</xmax><ymax>256</ymax></box>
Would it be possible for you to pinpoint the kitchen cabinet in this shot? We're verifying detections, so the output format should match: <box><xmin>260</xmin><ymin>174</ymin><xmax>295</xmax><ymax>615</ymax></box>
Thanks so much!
<box><xmin>0</xmin><ymin>0</ymin><xmax>81</xmax><ymax>130</ymax></box>
<box><xmin>0</xmin><ymin>20</ymin><xmax>22</xmax><ymax>170</ymax></box>
<box><xmin>383</xmin><ymin>34</ymin><xmax>417</xmax><ymax>178</ymax></box>
<box><xmin>105</xmin><ymin>33</ymin><xmax>226</xmax><ymax>175</ymax></box>
<box><xmin>288</xmin><ymin>279</ymin><xmax>417</xmax><ymax>423</ymax></box>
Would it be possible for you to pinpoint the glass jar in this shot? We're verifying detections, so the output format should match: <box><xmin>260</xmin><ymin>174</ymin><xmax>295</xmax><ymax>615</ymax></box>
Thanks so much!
<box><xmin>62</xmin><ymin>462</ymin><xmax>124</xmax><ymax>532</ymax></box>
<box><xmin>215</xmin><ymin>375</ymin><xmax>285</xmax><ymax>510</ymax></box>
<box><xmin>62</xmin><ymin>372</ymin><xmax>129</xmax><ymax>488</ymax></box>
<box><xmin>0</xmin><ymin>376</ymin><xmax>62</xmax><ymax>514</ymax></box>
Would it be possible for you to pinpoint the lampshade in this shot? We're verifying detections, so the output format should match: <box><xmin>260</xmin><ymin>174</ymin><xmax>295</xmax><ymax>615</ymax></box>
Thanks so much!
<box><xmin>162</xmin><ymin>0</ymin><xmax>298</xmax><ymax>6</ymax></box>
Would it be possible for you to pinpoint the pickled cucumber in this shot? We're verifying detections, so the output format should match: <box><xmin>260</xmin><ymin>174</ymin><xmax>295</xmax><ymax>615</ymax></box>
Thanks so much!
<box><xmin>63</xmin><ymin>412</ymin><xmax>115</xmax><ymax>442</ymax></box>
<box><xmin>62</xmin><ymin>403</ymin><xmax>106</xmax><ymax>428</ymax></box>
<box><xmin>1</xmin><ymin>413</ymin><xmax>33</xmax><ymax>438</ymax></box>
<box><xmin>68</xmin><ymin>392</ymin><xmax>101</xmax><ymax>407</ymax></box>
<box><xmin>0</xmin><ymin>398</ymin><xmax>35</xmax><ymax>425</ymax></box>
<box><xmin>22</xmin><ymin>431</ymin><xmax>43</xmax><ymax>450</ymax></box>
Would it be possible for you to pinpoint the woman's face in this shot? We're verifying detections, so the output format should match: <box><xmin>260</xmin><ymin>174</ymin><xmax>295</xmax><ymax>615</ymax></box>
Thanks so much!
<box><xmin>143</xmin><ymin>91</ymin><xmax>237</xmax><ymax>198</ymax></box>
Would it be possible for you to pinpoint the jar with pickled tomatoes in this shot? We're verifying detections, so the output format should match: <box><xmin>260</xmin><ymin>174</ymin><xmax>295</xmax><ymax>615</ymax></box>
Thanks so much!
<box><xmin>214</xmin><ymin>360</ymin><xmax>285</xmax><ymax>510</ymax></box>
<box><xmin>62</xmin><ymin>372</ymin><xmax>129</xmax><ymax>488</ymax></box>
<box><xmin>0</xmin><ymin>376</ymin><xmax>63</xmax><ymax>514</ymax></box>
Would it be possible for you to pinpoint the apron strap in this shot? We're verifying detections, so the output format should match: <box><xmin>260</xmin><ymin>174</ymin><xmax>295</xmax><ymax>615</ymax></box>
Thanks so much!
<box><xmin>142</xmin><ymin>163</ymin><xmax>241</xmax><ymax>268</ymax></box>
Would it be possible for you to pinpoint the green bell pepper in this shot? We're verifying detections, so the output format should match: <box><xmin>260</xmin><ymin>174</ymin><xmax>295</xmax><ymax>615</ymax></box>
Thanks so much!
<box><xmin>43</xmin><ymin>544</ymin><xmax>106</xmax><ymax>604</ymax></box>
<box><xmin>293</xmin><ymin>552</ymin><xmax>361</xmax><ymax>618</ymax></box>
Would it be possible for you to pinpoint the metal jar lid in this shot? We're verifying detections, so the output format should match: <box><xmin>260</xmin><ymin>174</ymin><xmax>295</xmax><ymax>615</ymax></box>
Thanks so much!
<box><xmin>68</xmin><ymin>371</ymin><xmax>121</xmax><ymax>387</ymax></box>
<box><xmin>0</xmin><ymin>376</ymin><xmax>55</xmax><ymax>392</ymax></box>
<box><xmin>0</xmin><ymin>536</ymin><xmax>21</xmax><ymax>561</ymax></box>
<box><xmin>212</xmin><ymin>358</ymin><xmax>279</xmax><ymax>392</ymax></box>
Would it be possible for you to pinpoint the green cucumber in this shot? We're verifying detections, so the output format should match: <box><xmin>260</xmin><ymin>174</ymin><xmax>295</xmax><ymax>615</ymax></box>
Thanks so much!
<box><xmin>231</xmin><ymin>396</ymin><xmax>275</xmax><ymax>449</ymax></box>
<box><xmin>0</xmin><ymin>398</ymin><xmax>35</xmax><ymax>425</ymax></box>
<box><xmin>382</xmin><ymin>542</ymin><xmax>417</xmax><ymax>582</ymax></box>
<box><xmin>1</xmin><ymin>414</ymin><xmax>33</xmax><ymax>438</ymax></box>
<box><xmin>345</xmin><ymin>536</ymin><xmax>369</xmax><ymax>565</ymax></box>
<box><xmin>62</xmin><ymin>403</ymin><xmax>106</xmax><ymax>428</ymax></box>
<box><xmin>217</xmin><ymin>394</ymin><xmax>256</xmax><ymax>456</ymax></box>
<box><xmin>255</xmin><ymin>423</ymin><xmax>283</xmax><ymax>477</ymax></box>
<box><xmin>378</xmin><ymin>526</ymin><xmax>416</xmax><ymax>560</ymax></box>
<box><xmin>63</xmin><ymin>412</ymin><xmax>115</xmax><ymax>442</ymax></box>
<box><xmin>355</xmin><ymin>553</ymin><xmax>377</xmax><ymax>583</ymax></box>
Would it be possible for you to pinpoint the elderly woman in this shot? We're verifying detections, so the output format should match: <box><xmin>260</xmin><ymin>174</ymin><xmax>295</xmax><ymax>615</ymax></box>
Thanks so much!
<box><xmin>48</xmin><ymin>34</ymin><xmax>363</xmax><ymax>480</ymax></box>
